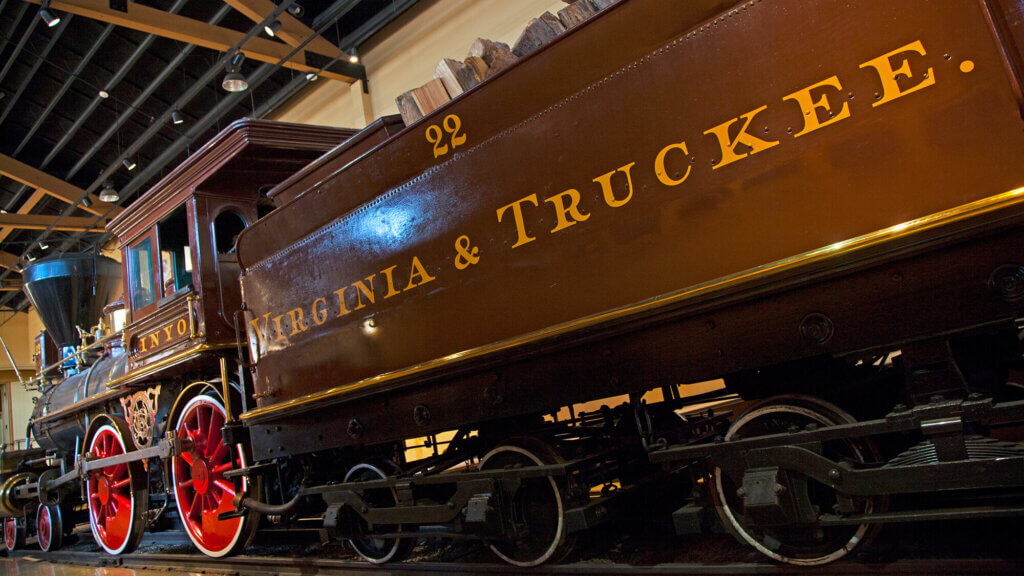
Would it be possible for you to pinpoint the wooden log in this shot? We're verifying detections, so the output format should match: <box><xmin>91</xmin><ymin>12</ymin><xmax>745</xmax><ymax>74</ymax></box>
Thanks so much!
<box><xmin>435</xmin><ymin>57</ymin><xmax>480</xmax><ymax>97</ymax></box>
<box><xmin>411</xmin><ymin>78</ymin><xmax>451</xmax><ymax>117</ymax></box>
<box><xmin>468</xmin><ymin>38</ymin><xmax>517</xmax><ymax>76</ymax></box>
<box><xmin>512</xmin><ymin>12</ymin><xmax>565</xmax><ymax>57</ymax></box>
<box><xmin>395</xmin><ymin>90</ymin><xmax>423</xmax><ymax>125</ymax></box>
<box><xmin>464</xmin><ymin>55</ymin><xmax>489</xmax><ymax>82</ymax></box>
<box><xmin>558</xmin><ymin>0</ymin><xmax>597</xmax><ymax>29</ymax></box>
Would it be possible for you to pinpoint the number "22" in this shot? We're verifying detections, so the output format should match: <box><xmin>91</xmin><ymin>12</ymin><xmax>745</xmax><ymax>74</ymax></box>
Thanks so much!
<box><xmin>425</xmin><ymin>114</ymin><xmax>467</xmax><ymax>158</ymax></box>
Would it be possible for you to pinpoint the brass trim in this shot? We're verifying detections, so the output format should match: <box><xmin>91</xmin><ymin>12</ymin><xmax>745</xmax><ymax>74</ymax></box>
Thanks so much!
<box><xmin>24</xmin><ymin>331</ymin><xmax>123</xmax><ymax>390</ymax></box>
<box><xmin>31</xmin><ymin>389</ymin><xmax>121</xmax><ymax>426</ymax></box>
<box><xmin>107</xmin><ymin>343</ymin><xmax>236</xmax><ymax>389</ymax></box>
<box><xmin>240</xmin><ymin>187</ymin><xmax>1024</xmax><ymax>423</ymax></box>
<box><xmin>187</xmin><ymin>295</ymin><xmax>198</xmax><ymax>339</ymax></box>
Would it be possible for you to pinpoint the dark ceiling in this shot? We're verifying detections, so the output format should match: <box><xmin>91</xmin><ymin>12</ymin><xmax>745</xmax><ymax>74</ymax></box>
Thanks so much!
<box><xmin>0</xmin><ymin>0</ymin><xmax>416</xmax><ymax>311</ymax></box>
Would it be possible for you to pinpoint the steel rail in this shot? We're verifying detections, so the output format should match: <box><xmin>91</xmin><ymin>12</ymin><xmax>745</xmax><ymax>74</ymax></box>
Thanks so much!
<box><xmin>8</xmin><ymin>548</ymin><xmax>1023</xmax><ymax>575</ymax></box>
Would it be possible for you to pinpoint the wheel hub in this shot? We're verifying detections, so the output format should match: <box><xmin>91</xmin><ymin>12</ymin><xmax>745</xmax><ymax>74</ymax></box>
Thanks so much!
<box><xmin>97</xmin><ymin>476</ymin><xmax>111</xmax><ymax>506</ymax></box>
<box><xmin>192</xmin><ymin>457</ymin><xmax>210</xmax><ymax>495</ymax></box>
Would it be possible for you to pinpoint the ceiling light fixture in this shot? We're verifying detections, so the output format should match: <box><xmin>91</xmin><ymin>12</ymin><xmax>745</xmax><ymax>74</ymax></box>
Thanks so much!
<box><xmin>287</xmin><ymin>4</ymin><xmax>304</xmax><ymax>17</ymax></box>
<box><xmin>99</xmin><ymin>181</ymin><xmax>119</xmax><ymax>203</ymax></box>
<box><xmin>39</xmin><ymin>1</ymin><xmax>60</xmax><ymax>28</ymax></box>
<box><xmin>122</xmin><ymin>157</ymin><xmax>136</xmax><ymax>171</ymax></box>
<box><xmin>38</xmin><ymin>242</ymin><xmax>49</xmax><ymax>250</ymax></box>
<box><xmin>80</xmin><ymin>196</ymin><xmax>92</xmax><ymax>208</ymax></box>
<box><xmin>27</xmin><ymin>253</ymin><xmax>36</xmax><ymax>262</ymax></box>
<box><xmin>306</xmin><ymin>72</ymin><xmax>318</xmax><ymax>81</ymax></box>
<box><xmin>171</xmin><ymin>109</ymin><xmax>184</xmax><ymax>124</ymax></box>
<box><xmin>222</xmin><ymin>52</ymin><xmax>248</xmax><ymax>92</ymax></box>
<box><xmin>347</xmin><ymin>48</ymin><xmax>359</xmax><ymax>64</ymax></box>
<box><xmin>98</xmin><ymin>90</ymin><xmax>109</xmax><ymax>98</ymax></box>
<box><xmin>265</xmin><ymin>19</ymin><xmax>282</xmax><ymax>37</ymax></box>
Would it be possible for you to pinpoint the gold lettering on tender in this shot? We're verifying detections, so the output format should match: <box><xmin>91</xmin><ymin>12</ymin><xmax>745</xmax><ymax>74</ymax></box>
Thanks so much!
<box><xmin>380</xmin><ymin>265</ymin><xmax>401</xmax><ymax>299</ymax></box>
<box><xmin>334</xmin><ymin>286</ymin><xmax>351</xmax><ymax>317</ymax></box>
<box><xmin>654</xmin><ymin>141</ymin><xmax>692</xmax><ymax>186</ymax></box>
<box><xmin>138</xmin><ymin>337</ymin><xmax>147</xmax><ymax>353</ymax></box>
<box><xmin>251</xmin><ymin>313</ymin><xmax>269</xmax><ymax>338</ymax></box>
<box><xmin>271</xmin><ymin>315</ymin><xmax>287</xmax><ymax>342</ymax></box>
<box><xmin>352</xmin><ymin>275</ymin><xmax>376</xmax><ymax>310</ymax></box>
<box><xmin>163</xmin><ymin>325</ymin><xmax>173</xmax><ymax>340</ymax></box>
<box><xmin>250</xmin><ymin>313</ymin><xmax>270</xmax><ymax>346</ymax></box>
<box><xmin>859</xmin><ymin>40</ymin><xmax>935</xmax><ymax>107</ymax></box>
<box><xmin>287</xmin><ymin>308</ymin><xmax>308</xmax><ymax>335</ymax></box>
<box><xmin>544</xmin><ymin>189</ymin><xmax>590</xmax><ymax>233</ymax></box>
<box><xmin>593</xmin><ymin>162</ymin><xmax>637</xmax><ymax>208</ymax></box>
<box><xmin>704</xmin><ymin>105</ymin><xmax>780</xmax><ymax>169</ymax></box>
<box><xmin>177</xmin><ymin>319</ymin><xmax>187</xmax><ymax>336</ymax></box>
<box><xmin>312</xmin><ymin>297</ymin><xmax>328</xmax><ymax>325</ymax></box>
<box><xmin>783</xmin><ymin>76</ymin><xmax>851</xmax><ymax>137</ymax></box>
<box><xmin>149</xmin><ymin>333</ymin><xmax>160</xmax><ymax>349</ymax></box>
<box><xmin>406</xmin><ymin>256</ymin><xmax>436</xmax><ymax>291</ymax></box>
<box><xmin>496</xmin><ymin>194</ymin><xmax>539</xmax><ymax>248</ymax></box>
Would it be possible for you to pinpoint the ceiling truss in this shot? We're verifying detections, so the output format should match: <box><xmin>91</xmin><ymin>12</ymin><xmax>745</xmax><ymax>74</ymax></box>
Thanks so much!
<box><xmin>0</xmin><ymin>0</ymin><xmax>417</xmax><ymax>311</ymax></box>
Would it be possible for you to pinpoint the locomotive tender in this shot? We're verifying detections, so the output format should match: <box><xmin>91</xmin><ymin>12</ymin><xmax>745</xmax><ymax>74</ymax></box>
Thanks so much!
<box><xmin>3</xmin><ymin>0</ymin><xmax>1024</xmax><ymax>567</ymax></box>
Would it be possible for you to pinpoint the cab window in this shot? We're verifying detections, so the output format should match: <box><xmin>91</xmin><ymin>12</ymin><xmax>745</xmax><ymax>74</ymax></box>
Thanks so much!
<box><xmin>157</xmin><ymin>205</ymin><xmax>193</xmax><ymax>298</ymax></box>
<box><xmin>128</xmin><ymin>237</ymin><xmax>155</xmax><ymax>311</ymax></box>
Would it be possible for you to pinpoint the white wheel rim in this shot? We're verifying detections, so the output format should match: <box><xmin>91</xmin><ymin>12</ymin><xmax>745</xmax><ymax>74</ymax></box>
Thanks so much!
<box><xmin>87</xmin><ymin>423</ymin><xmax>136</xmax><ymax>555</ymax></box>
<box><xmin>171</xmin><ymin>394</ymin><xmax>249</xmax><ymax>558</ymax></box>
<box><xmin>480</xmin><ymin>445</ymin><xmax>566</xmax><ymax>567</ymax></box>
<box><xmin>713</xmin><ymin>402</ymin><xmax>872</xmax><ymax>565</ymax></box>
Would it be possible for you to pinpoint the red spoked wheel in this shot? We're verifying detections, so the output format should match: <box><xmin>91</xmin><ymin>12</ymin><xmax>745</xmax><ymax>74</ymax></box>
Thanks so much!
<box><xmin>36</xmin><ymin>504</ymin><xmax>62</xmax><ymax>552</ymax></box>
<box><xmin>4</xmin><ymin>516</ymin><xmax>25</xmax><ymax>551</ymax></box>
<box><xmin>86</xmin><ymin>421</ymin><xmax>147</xmax><ymax>555</ymax></box>
<box><xmin>172</xmin><ymin>394</ymin><xmax>255</xmax><ymax>557</ymax></box>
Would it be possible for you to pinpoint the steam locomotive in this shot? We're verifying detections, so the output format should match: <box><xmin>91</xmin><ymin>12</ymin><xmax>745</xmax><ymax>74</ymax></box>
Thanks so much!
<box><xmin>2</xmin><ymin>0</ymin><xmax>1023</xmax><ymax>567</ymax></box>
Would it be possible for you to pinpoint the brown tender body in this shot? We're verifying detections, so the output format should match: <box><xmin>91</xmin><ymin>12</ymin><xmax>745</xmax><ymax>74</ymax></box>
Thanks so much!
<box><xmin>236</xmin><ymin>0</ymin><xmax>1024</xmax><ymax>459</ymax></box>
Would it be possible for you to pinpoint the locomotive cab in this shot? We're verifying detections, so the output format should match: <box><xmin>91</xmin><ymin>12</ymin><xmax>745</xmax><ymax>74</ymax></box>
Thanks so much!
<box><xmin>115</xmin><ymin>178</ymin><xmax>256</xmax><ymax>375</ymax></box>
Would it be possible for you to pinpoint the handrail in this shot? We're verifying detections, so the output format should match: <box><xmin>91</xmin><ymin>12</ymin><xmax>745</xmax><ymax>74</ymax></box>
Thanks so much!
<box><xmin>23</xmin><ymin>329</ymin><xmax>124</xmax><ymax>390</ymax></box>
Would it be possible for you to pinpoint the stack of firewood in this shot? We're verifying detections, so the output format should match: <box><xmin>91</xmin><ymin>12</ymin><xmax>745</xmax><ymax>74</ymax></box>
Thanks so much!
<box><xmin>395</xmin><ymin>0</ymin><xmax>617</xmax><ymax>125</ymax></box>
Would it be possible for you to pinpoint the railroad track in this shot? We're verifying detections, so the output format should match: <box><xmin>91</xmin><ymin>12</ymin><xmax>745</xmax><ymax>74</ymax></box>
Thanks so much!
<box><xmin>6</xmin><ymin>529</ymin><xmax>1024</xmax><ymax>576</ymax></box>
<box><xmin>4</xmin><ymin>517</ymin><xmax>1022</xmax><ymax>575</ymax></box>
<box><xmin>6</xmin><ymin>549</ymin><xmax>1023</xmax><ymax>576</ymax></box>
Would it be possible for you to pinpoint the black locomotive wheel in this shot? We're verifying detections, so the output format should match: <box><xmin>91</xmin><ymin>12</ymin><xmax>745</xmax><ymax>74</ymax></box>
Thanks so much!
<box><xmin>36</xmin><ymin>504</ymin><xmax>63</xmax><ymax>552</ymax></box>
<box><xmin>4</xmin><ymin>516</ymin><xmax>25</xmax><ymax>551</ymax></box>
<box><xmin>479</xmin><ymin>438</ymin><xmax>576</xmax><ymax>567</ymax></box>
<box><xmin>344</xmin><ymin>462</ymin><xmax>414</xmax><ymax>564</ymax></box>
<box><xmin>711</xmin><ymin>394</ymin><xmax>884</xmax><ymax>565</ymax></box>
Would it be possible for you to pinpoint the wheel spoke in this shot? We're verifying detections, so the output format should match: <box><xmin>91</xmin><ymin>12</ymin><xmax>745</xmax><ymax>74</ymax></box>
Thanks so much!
<box><xmin>180</xmin><ymin>450</ymin><xmax>194</xmax><ymax>466</ymax></box>
<box><xmin>214</xmin><ymin>479</ymin><xmax>235</xmax><ymax>497</ymax></box>
<box><xmin>189</xmin><ymin>494</ymin><xmax>203</xmax><ymax>520</ymax></box>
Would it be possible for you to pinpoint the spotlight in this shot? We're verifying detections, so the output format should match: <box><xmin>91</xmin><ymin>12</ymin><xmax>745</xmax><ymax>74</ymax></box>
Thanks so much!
<box><xmin>81</xmin><ymin>196</ymin><xmax>92</xmax><ymax>208</ymax></box>
<box><xmin>171</xmin><ymin>109</ymin><xmax>184</xmax><ymax>124</ymax></box>
<box><xmin>122</xmin><ymin>157</ymin><xmax>136</xmax><ymax>171</ymax></box>
<box><xmin>0</xmin><ymin>209</ymin><xmax>6</xmax><ymax>214</ymax></box>
<box><xmin>98</xmin><ymin>90</ymin><xmax>109</xmax><ymax>98</ymax></box>
<box><xmin>27</xmin><ymin>253</ymin><xmax>36</xmax><ymax>262</ymax></box>
<box><xmin>38</xmin><ymin>242</ymin><xmax>48</xmax><ymax>250</ymax></box>
<box><xmin>99</xmin><ymin>181</ymin><xmax>119</xmax><ymax>203</ymax></box>
<box><xmin>306</xmin><ymin>72</ymin><xmax>318</xmax><ymax>81</ymax></box>
<box><xmin>222</xmin><ymin>52</ymin><xmax>248</xmax><ymax>92</ymax></box>
<box><xmin>265</xmin><ymin>19</ymin><xmax>282</xmax><ymax>37</ymax></box>
<box><xmin>347</xmin><ymin>48</ymin><xmax>359</xmax><ymax>64</ymax></box>
<box><xmin>287</xmin><ymin>4</ymin><xmax>304</xmax><ymax>17</ymax></box>
<box><xmin>39</xmin><ymin>1</ymin><xmax>60</xmax><ymax>28</ymax></box>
